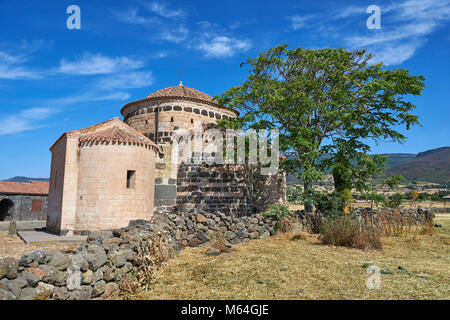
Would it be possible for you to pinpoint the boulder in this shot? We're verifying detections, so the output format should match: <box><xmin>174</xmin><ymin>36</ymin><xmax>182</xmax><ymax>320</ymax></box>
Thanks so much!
<box><xmin>69</xmin><ymin>254</ymin><xmax>89</xmax><ymax>272</ymax></box>
<box><xmin>52</xmin><ymin>286</ymin><xmax>69</xmax><ymax>300</ymax></box>
<box><xmin>0</xmin><ymin>288</ymin><xmax>16</xmax><ymax>300</ymax></box>
<box><xmin>19</xmin><ymin>287</ymin><xmax>37</xmax><ymax>300</ymax></box>
<box><xmin>101</xmin><ymin>282</ymin><xmax>119</xmax><ymax>298</ymax></box>
<box><xmin>35</xmin><ymin>282</ymin><xmax>54</xmax><ymax>300</ymax></box>
<box><xmin>20</xmin><ymin>271</ymin><xmax>40</xmax><ymax>287</ymax></box>
<box><xmin>66</xmin><ymin>270</ymin><xmax>82</xmax><ymax>291</ymax></box>
<box><xmin>48</xmin><ymin>252</ymin><xmax>70</xmax><ymax>271</ymax></box>
<box><xmin>196</xmin><ymin>213</ymin><xmax>207</xmax><ymax>223</ymax></box>
<box><xmin>82</xmin><ymin>270</ymin><xmax>94</xmax><ymax>285</ymax></box>
<box><xmin>91</xmin><ymin>280</ymin><xmax>106</xmax><ymax>297</ymax></box>
<box><xmin>108</xmin><ymin>249</ymin><xmax>134</xmax><ymax>268</ymax></box>
<box><xmin>0</xmin><ymin>258</ymin><xmax>19</xmax><ymax>279</ymax></box>
<box><xmin>84</xmin><ymin>245</ymin><xmax>107</xmax><ymax>271</ymax></box>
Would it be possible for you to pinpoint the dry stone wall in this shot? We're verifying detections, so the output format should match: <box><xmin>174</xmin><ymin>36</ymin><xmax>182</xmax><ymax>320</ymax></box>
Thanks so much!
<box><xmin>0</xmin><ymin>210</ymin><xmax>293</xmax><ymax>300</ymax></box>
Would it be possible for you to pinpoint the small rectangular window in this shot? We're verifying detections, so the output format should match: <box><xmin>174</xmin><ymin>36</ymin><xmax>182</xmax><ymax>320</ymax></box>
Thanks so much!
<box><xmin>32</xmin><ymin>199</ymin><xmax>42</xmax><ymax>212</ymax></box>
<box><xmin>126</xmin><ymin>170</ymin><xmax>136</xmax><ymax>189</ymax></box>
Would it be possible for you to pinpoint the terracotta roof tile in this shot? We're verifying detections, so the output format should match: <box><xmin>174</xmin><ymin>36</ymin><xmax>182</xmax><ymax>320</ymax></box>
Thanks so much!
<box><xmin>121</xmin><ymin>84</ymin><xmax>239</xmax><ymax>116</ymax></box>
<box><xmin>79</xmin><ymin>126</ymin><xmax>157</xmax><ymax>150</ymax></box>
<box><xmin>146</xmin><ymin>85</ymin><xmax>214</xmax><ymax>102</ymax></box>
<box><xmin>0</xmin><ymin>181</ymin><xmax>49</xmax><ymax>195</ymax></box>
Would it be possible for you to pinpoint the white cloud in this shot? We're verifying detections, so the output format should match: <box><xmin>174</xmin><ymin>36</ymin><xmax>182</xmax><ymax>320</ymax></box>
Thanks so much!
<box><xmin>97</xmin><ymin>71</ymin><xmax>155</xmax><ymax>90</ymax></box>
<box><xmin>57</xmin><ymin>53</ymin><xmax>145</xmax><ymax>75</ymax></box>
<box><xmin>144</xmin><ymin>1</ymin><xmax>186</xmax><ymax>19</ymax></box>
<box><xmin>289</xmin><ymin>15</ymin><xmax>318</xmax><ymax>30</ymax></box>
<box><xmin>0</xmin><ymin>50</ymin><xmax>40</xmax><ymax>80</ymax></box>
<box><xmin>290</xmin><ymin>0</ymin><xmax>450</xmax><ymax>66</ymax></box>
<box><xmin>0</xmin><ymin>107</ymin><xmax>53</xmax><ymax>135</ymax></box>
<box><xmin>196</xmin><ymin>35</ymin><xmax>251</xmax><ymax>58</ymax></box>
<box><xmin>160</xmin><ymin>25</ymin><xmax>189</xmax><ymax>43</ymax></box>
<box><xmin>344</xmin><ymin>0</ymin><xmax>450</xmax><ymax>65</ymax></box>
<box><xmin>113</xmin><ymin>8</ymin><xmax>161</xmax><ymax>25</ymax></box>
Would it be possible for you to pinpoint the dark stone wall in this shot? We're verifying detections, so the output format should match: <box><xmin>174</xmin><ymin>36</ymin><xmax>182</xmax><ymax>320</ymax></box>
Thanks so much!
<box><xmin>0</xmin><ymin>194</ymin><xmax>47</xmax><ymax>221</ymax></box>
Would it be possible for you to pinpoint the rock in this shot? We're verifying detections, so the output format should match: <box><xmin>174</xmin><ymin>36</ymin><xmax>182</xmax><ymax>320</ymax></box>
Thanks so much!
<box><xmin>84</xmin><ymin>245</ymin><xmax>107</xmax><ymax>271</ymax></box>
<box><xmin>236</xmin><ymin>229</ymin><xmax>249</xmax><ymax>239</ymax></box>
<box><xmin>186</xmin><ymin>221</ymin><xmax>194</xmax><ymax>230</ymax></box>
<box><xmin>82</xmin><ymin>270</ymin><xmax>94</xmax><ymax>285</ymax></box>
<box><xmin>0</xmin><ymin>258</ymin><xmax>18</xmax><ymax>279</ymax></box>
<box><xmin>91</xmin><ymin>280</ymin><xmax>106</xmax><ymax>297</ymax></box>
<box><xmin>20</xmin><ymin>271</ymin><xmax>40</xmax><ymax>287</ymax></box>
<box><xmin>205</xmin><ymin>248</ymin><xmax>220</xmax><ymax>256</ymax></box>
<box><xmin>197</xmin><ymin>231</ymin><xmax>209</xmax><ymax>243</ymax></box>
<box><xmin>257</xmin><ymin>226</ymin><xmax>267</xmax><ymax>235</ymax></box>
<box><xmin>231</xmin><ymin>238</ymin><xmax>241</xmax><ymax>245</ymax></box>
<box><xmin>188</xmin><ymin>237</ymin><xmax>202</xmax><ymax>247</ymax></box>
<box><xmin>196</xmin><ymin>213</ymin><xmax>207</xmax><ymax>223</ymax></box>
<box><xmin>68</xmin><ymin>285</ymin><xmax>92</xmax><ymax>300</ymax></box>
<box><xmin>224</xmin><ymin>231</ymin><xmax>235</xmax><ymax>239</ymax></box>
<box><xmin>93</xmin><ymin>269</ymin><xmax>103</xmax><ymax>282</ymax></box>
<box><xmin>19</xmin><ymin>287</ymin><xmax>37</xmax><ymax>300</ymax></box>
<box><xmin>48</xmin><ymin>252</ymin><xmax>70</xmax><ymax>271</ymax></box>
<box><xmin>69</xmin><ymin>254</ymin><xmax>89</xmax><ymax>272</ymax></box>
<box><xmin>52</xmin><ymin>286</ymin><xmax>69</xmax><ymax>300</ymax></box>
<box><xmin>26</xmin><ymin>267</ymin><xmax>45</xmax><ymax>281</ymax></box>
<box><xmin>101</xmin><ymin>282</ymin><xmax>119</xmax><ymax>298</ymax></box>
<box><xmin>0</xmin><ymin>288</ymin><xmax>15</xmax><ymax>300</ymax></box>
<box><xmin>40</xmin><ymin>265</ymin><xmax>60</xmax><ymax>284</ymax></box>
<box><xmin>87</xmin><ymin>230</ymin><xmax>113</xmax><ymax>243</ymax></box>
<box><xmin>108</xmin><ymin>249</ymin><xmax>134</xmax><ymax>268</ymax></box>
<box><xmin>8</xmin><ymin>221</ymin><xmax>16</xmax><ymax>236</ymax></box>
<box><xmin>435</xmin><ymin>223</ymin><xmax>443</xmax><ymax>228</ymax></box>
<box><xmin>236</xmin><ymin>222</ymin><xmax>245</xmax><ymax>230</ymax></box>
<box><xmin>248</xmin><ymin>225</ymin><xmax>258</xmax><ymax>233</ymax></box>
<box><xmin>103</xmin><ymin>266</ymin><xmax>116</xmax><ymax>282</ymax></box>
<box><xmin>206</xmin><ymin>219</ymin><xmax>215</xmax><ymax>228</ymax></box>
<box><xmin>35</xmin><ymin>282</ymin><xmax>54</xmax><ymax>300</ymax></box>
<box><xmin>249</xmin><ymin>232</ymin><xmax>260</xmax><ymax>239</ymax></box>
<box><xmin>66</xmin><ymin>270</ymin><xmax>82</xmax><ymax>291</ymax></box>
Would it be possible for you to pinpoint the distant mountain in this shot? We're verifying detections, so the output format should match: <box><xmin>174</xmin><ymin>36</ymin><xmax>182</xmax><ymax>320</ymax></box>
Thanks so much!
<box><xmin>2</xmin><ymin>176</ymin><xmax>49</xmax><ymax>182</ymax></box>
<box><xmin>379</xmin><ymin>153</ymin><xmax>416</xmax><ymax>168</ymax></box>
<box><xmin>286</xmin><ymin>147</ymin><xmax>450</xmax><ymax>185</ymax></box>
<box><xmin>387</xmin><ymin>147</ymin><xmax>450</xmax><ymax>184</ymax></box>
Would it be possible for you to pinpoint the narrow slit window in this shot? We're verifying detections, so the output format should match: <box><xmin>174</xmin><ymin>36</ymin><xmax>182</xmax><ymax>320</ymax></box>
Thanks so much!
<box><xmin>170</xmin><ymin>117</ymin><xmax>174</xmax><ymax>122</ymax></box>
<box><xmin>126</xmin><ymin>170</ymin><xmax>136</xmax><ymax>189</ymax></box>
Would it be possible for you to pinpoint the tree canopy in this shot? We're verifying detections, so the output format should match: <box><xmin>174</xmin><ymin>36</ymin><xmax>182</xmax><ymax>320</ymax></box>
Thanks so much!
<box><xmin>216</xmin><ymin>45</ymin><xmax>425</xmax><ymax>211</ymax></box>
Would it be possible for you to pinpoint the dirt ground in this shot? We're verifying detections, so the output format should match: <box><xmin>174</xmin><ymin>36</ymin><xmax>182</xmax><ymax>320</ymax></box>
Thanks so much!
<box><xmin>0</xmin><ymin>231</ymin><xmax>83</xmax><ymax>259</ymax></box>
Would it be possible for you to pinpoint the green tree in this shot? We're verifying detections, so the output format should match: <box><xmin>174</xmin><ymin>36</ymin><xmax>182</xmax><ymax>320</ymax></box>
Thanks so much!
<box><xmin>217</xmin><ymin>45</ymin><xmax>425</xmax><ymax>212</ymax></box>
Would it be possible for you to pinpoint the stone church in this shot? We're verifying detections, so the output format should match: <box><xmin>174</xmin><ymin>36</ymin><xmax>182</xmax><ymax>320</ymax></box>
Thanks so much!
<box><xmin>47</xmin><ymin>82</ymin><xmax>285</xmax><ymax>235</ymax></box>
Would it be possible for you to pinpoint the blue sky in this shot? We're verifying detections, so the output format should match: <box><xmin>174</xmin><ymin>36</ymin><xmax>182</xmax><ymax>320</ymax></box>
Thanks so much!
<box><xmin>0</xmin><ymin>0</ymin><xmax>449</xmax><ymax>179</ymax></box>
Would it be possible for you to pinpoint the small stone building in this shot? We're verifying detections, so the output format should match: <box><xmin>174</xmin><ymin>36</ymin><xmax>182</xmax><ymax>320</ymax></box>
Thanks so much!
<box><xmin>48</xmin><ymin>82</ymin><xmax>285</xmax><ymax>235</ymax></box>
<box><xmin>0</xmin><ymin>181</ymin><xmax>48</xmax><ymax>221</ymax></box>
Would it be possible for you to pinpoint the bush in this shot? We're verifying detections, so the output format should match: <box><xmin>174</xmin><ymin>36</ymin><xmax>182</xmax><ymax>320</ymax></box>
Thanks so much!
<box><xmin>319</xmin><ymin>216</ymin><xmax>382</xmax><ymax>250</ymax></box>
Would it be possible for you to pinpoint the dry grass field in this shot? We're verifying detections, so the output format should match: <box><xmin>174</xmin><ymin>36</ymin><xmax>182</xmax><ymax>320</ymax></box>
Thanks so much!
<box><xmin>131</xmin><ymin>214</ymin><xmax>450</xmax><ymax>300</ymax></box>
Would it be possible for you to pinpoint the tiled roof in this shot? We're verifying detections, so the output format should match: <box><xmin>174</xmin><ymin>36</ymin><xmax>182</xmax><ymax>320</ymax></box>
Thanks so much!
<box><xmin>146</xmin><ymin>85</ymin><xmax>214</xmax><ymax>102</ymax></box>
<box><xmin>121</xmin><ymin>84</ymin><xmax>239</xmax><ymax>116</ymax></box>
<box><xmin>0</xmin><ymin>181</ymin><xmax>49</xmax><ymax>195</ymax></box>
<box><xmin>79</xmin><ymin>126</ymin><xmax>156</xmax><ymax>149</ymax></box>
<box><xmin>50</xmin><ymin>118</ymin><xmax>162</xmax><ymax>154</ymax></box>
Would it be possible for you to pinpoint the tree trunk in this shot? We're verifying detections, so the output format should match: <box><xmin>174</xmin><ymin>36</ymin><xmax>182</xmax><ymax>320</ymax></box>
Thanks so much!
<box><xmin>304</xmin><ymin>179</ymin><xmax>313</xmax><ymax>213</ymax></box>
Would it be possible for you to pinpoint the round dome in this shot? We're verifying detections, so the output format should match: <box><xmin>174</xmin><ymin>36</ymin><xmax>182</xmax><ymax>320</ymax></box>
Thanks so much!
<box><xmin>120</xmin><ymin>83</ymin><xmax>239</xmax><ymax>116</ymax></box>
<box><xmin>146</xmin><ymin>84</ymin><xmax>214</xmax><ymax>103</ymax></box>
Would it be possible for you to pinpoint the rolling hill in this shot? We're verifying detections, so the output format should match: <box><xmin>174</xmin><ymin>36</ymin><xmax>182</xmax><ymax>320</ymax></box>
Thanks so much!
<box><xmin>387</xmin><ymin>147</ymin><xmax>450</xmax><ymax>184</ymax></box>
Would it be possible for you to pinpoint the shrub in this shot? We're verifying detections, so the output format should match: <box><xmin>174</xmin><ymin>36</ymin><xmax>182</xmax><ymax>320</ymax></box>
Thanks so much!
<box><xmin>319</xmin><ymin>216</ymin><xmax>382</xmax><ymax>250</ymax></box>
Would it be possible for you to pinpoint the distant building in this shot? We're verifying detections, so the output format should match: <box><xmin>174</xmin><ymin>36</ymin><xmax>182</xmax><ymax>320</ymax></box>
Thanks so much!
<box><xmin>0</xmin><ymin>181</ymin><xmax>49</xmax><ymax>221</ymax></box>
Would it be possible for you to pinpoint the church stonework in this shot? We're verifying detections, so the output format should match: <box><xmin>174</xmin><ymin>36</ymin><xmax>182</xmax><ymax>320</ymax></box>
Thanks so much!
<box><xmin>47</xmin><ymin>83</ymin><xmax>284</xmax><ymax>234</ymax></box>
